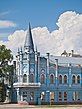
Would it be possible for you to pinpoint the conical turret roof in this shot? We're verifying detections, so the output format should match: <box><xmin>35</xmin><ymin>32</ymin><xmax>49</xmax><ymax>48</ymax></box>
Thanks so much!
<box><xmin>24</xmin><ymin>23</ymin><xmax>34</xmax><ymax>52</ymax></box>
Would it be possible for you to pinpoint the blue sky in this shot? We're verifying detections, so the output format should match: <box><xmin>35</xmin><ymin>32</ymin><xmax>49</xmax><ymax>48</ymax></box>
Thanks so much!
<box><xmin>0</xmin><ymin>0</ymin><xmax>82</xmax><ymax>41</ymax></box>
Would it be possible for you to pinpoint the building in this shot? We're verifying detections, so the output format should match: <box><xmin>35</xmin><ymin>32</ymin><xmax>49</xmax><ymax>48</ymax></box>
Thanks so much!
<box><xmin>8</xmin><ymin>24</ymin><xmax>82</xmax><ymax>105</ymax></box>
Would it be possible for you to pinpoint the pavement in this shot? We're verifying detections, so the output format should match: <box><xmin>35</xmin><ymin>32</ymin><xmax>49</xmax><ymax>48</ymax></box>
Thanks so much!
<box><xmin>0</xmin><ymin>103</ymin><xmax>82</xmax><ymax>109</ymax></box>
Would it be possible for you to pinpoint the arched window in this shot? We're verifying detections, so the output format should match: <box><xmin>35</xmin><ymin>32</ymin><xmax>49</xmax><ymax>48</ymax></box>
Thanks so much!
<box><xmin>41</xmin><ymin>74</ymin><xmax>45</xmax><ymax>84</ymax></box>
<box><xmin>30</xmin><ymin>74</ymin><xmax>34</xmax><ymax>83</ymax></box>
<box><xmin>59</xmin><ymin>75</ymin><xmax>62</xmax><ymax>84</ymax></box>
<box><xmin>72</xmin><ymin>75</ymin><xmax>76</xmax><ymax>84</ymax></box>
<box><xmin>23</xmin><ymin>74</ymin><xmax>27</xmax><ymax>83</ymax></box>
<box><xmin>50</xmin><ymin>74</ymin><xmax>54</xmax><ymax>84</ymax></box>
<box><xmin>77</xmin><ymin>75</ymin><xmax>80</xmax><ymax>84</ymax></box>
<box><xmin>64</xmin><ymin>75</ymin><xmax>67</xmax><ymax>84</ymax></box>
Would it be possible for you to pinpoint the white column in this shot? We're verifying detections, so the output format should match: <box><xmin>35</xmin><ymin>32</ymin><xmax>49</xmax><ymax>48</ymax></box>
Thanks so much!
<box><xmin>46</xmin><ymin>53</ymin><xmax>49</xmax><ymax>86</ymax></box>
<box><xmin>55</xmin><ymin>59</ymin><xmax>58</xmax><ymax>87</ymax></box>
<box><xmin>27</xmin><ymin>53</ymin><xmax>30</xmax><ymax>83</ymax></box>
<box><xmin>20</xmin><ymin>53</ymin><xmax>23</xmax><ymax>83</ymax></box>
<box><xmin>35</xmin><ymin>52</ymin><xmax>37</xmax><ymax>82</ymax></box>
<box><xmin>17</xmin><ymin>88</ymin><xmax>19</xmax><ymax>102</ymax></box>
<box><xmin>38</xmin><ymin>52</ymin><xmax>40</xmax><ymax>82</ymax></box>
<box><xmin>17</xmin><ymin>55</ymin><xmax>20</xmax><ymax>83</ymax></box>
<box><xmin>46</xmin><ymin>53</ymin><xmax>49</xmax><ymax>74</ymax></box>
<box><xmin>55</xmin><ymin>59</ymin><xmax>58</xmax><ymax>78</ymax></box>
<box><xmin>68</xmin><ymin>63</ymin><xmax>72</xmax><ymax>87</ymax></box>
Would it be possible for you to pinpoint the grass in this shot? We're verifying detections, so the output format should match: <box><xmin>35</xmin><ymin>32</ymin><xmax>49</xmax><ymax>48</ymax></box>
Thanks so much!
<box><xmin>37</xmin><ymin>104</ymin><xmax>82</xmax><ymax>108</ymax></box>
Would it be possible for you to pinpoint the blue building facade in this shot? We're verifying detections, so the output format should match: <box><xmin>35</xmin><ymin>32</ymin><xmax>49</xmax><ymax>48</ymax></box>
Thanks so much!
<box><xmin>11</xmin><ymin>24</ymin><xmax>82</xmax><ymax>105</ymax></box>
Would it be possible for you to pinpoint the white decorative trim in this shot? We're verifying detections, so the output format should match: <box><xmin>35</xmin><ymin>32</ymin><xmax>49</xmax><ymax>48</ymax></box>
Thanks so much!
<box><xmin>49</xmin><ymin>73</ymin><xmax>55</xmax><ymax>79</ymax></box>
<box><xmin>13</xmin><ymin>82</ymin><xmax>41</xmax><ymax>88</ymax></box>
<box><xmin>40</xmin><ymin>73</ymin><xmax>46</xmax><ymax>78</ymax></box>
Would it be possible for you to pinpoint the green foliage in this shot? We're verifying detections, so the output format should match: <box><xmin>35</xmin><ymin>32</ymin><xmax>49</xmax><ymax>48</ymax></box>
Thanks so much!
<box><xmin>0</xmin><ymin>45</ymin><xmax>13</xmax><ymax>78</ymax></box>
<box><xmin>0</xmin><ymin>45</ymin><xmax>13</xmax><ymax>102</ymax></box>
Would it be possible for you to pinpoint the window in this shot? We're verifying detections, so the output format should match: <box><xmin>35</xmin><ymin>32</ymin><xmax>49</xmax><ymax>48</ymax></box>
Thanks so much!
<box><xmin>59</xmin><ymin>75</ymin><xmax>62</xmax><ymax>84</ymax></box>
<box><xmin>23</xmin><ymin>92</ymin><xmax>27</xmax><ymax>101</ymax></box>
<box><xmin>64</xmin><ymin>75</ymin><xmax>67</xmax><ymax>84</ymax></box>
<box><xmin>50</xmin><ymin>92</ymin><xmax>54</xmax><ymax>101</ymax></box>
<box><xmin>41</xmin><ymin>74</ymin><xmax>45</xmax><ymax>84</ymax></box>
<box><xmin>40</xmin><ymin>92</ymin><xmax>45</xmax><ymax>101</ymax></box>
<box><xmin>23</xmin><ymin>74</ymin><xmax>27</xmax><ymax>83</ymax></box>
<box><xmin>30</xmin><ymin>74</ymin><xmax>34</xmax><ymax>83</ymax></box>
<box><xmin>64</xmin><ymin>92</ymin><xmax>67</xmax><ymax>101</ymax></box>
<box><xmin>77</xmin><ymin>92</ymin><xmax>80</xmax><ymax>101</ymax></box>
<box><xmin>72</xmin><ymin>92</ymin><xmax>76</xmax><ymax>101</ymax></box>
<box><xmin>59</xmin><ymin>92</ymin><xmax>62</xmax><ymax>101</ymax></box>
<box><xmin>72</xmin><ymin>75</ymin><xmax>76</xmax><ymax>84</ymax></box>
<box><xmin>50</xmin><ymin>75</ymin><xmax>54</xmax><ymax>84</ymax></box>
<box><xmin>30</xmin><ymin>92</ymin><xmax>34</xmax><ymax>101</ymax></box>
<box><xmin>18</xmin><ymin>91</ymin><xmax>21</xmax><ymax>101</ymax></box>
<box><xmin>77</xmin><ymin>75</ymin><xmax>80</xmax><ymax>84</ymax></box>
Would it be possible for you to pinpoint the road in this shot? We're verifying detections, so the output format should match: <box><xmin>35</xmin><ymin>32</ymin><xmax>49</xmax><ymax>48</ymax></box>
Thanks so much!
<box><xmin>0</xmin><ymin>104</ymin><xmax>82</xmax><ymax>109</ymax></box>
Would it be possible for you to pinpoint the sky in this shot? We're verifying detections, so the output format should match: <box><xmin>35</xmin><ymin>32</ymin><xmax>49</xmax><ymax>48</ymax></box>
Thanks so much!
<box><xmin>0</xmin><ymin>0</ymin><xmax>82</xmax><ymax>56</ymax></box>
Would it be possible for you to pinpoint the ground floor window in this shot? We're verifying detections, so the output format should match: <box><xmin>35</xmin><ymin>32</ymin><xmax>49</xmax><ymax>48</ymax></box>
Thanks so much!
<box><xmin>30</xmin><ymin>92</ymin><xmax>34</xmax><ymax>101</ymax></box>
<box><xmin>64</xmin><ymin>92</ymin><xmax>67</xmax><ymax>101</ymax></box>
<box><xmin>59</xmin><ymin>92</ymin><xmax>62</xmax><ymax>101</ymax></box>
<box><xmin>23</xmin><ymin>92</ymin><xmax>27</xmax><ymax>101</ymax></box>
<box><xmin>40</xmin><ymin>92</ymin><xmax>45</xmax><ymax>101</ymax></box>
<box><xmin>50</xmin><ymin>92</ymin><xmax>54</xmax><ymax>101</ymax></box>
<box><xmin>72</xmin><ymin>92</ymin><xmax>76</xmax><ymax>101</ymax></box>
<box><xmin>77</xmin><ymin>92</ymin><xmax>80</xmax><ymax>101</ymax></box>
<box><xmin>18</xmin><ymin>92</ymin><xmax>21</xmax><ymax>101</ymax></box>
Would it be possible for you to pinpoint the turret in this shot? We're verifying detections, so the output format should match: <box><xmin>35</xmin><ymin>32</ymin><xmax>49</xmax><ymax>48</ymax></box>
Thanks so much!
<box><xmin>16</xmin><ymin>48</ymin><xmax>20</xmax><ymax>83</ymax></box>
<box><xmin>19</xmin><ymin>47</ymin><xmax>23</xmax><ymax>77</ymax></box>
<box><xmin>24</xmin><ymin>23</ymin><xmax>35</xmax><ymax>83</ymax></box>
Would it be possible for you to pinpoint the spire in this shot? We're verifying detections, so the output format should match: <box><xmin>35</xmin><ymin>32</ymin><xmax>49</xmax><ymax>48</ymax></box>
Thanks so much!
<box><xmin>24</xmin><ymin>23</ymin><xmax>34</xmax><ymax>52</ymax></box>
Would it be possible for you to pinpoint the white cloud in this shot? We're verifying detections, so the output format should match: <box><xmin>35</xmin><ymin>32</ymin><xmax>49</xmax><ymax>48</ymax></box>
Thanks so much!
<box><xmin>1</xmin><ymin>11</ymin><xmax>82</xmax><ymax>56</ymax></box>
<box><xmin>0</xmin><ymin>20</ymin><xmax>17</xmax><ymax>28</ymax></box>
<box><xmin>0</xmin><ymin>11</ymin><xmax>10</xmax><ymax>16</ymax></box>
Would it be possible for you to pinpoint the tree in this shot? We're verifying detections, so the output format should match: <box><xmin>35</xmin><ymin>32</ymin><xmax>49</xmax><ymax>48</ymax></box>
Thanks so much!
<box><xmin>0</xmin><ymin>45</ymin><xmax>13</xmax><ymax>78</ymax></box>
<box><xmin>0</xmin><ymin>45</ymin><xmax>13</xmax><ymax>102</ymax></box>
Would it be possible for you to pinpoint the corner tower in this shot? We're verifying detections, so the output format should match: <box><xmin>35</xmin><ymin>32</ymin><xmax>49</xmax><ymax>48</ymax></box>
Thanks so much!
<box><xmin>24</xmin><ymin>23</ymin><xmax>35</xmax><ymax>84</ymax></box>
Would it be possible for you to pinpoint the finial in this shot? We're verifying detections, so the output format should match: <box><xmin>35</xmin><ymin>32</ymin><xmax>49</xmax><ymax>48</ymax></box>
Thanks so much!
<box><xmin>18</xmin><ymin>47</ymin><xmax>20</xmax><ymax>54</ymax></box>
<box><xmin>36</xmin><ymin>46</ymin><xmax>37</xmax><ymax>52</ymax></box>
<box><xmin>28</xmin><ymin>22</ymin><xmax>31</xmax><ymax>31</ymax></box>
<box><xmin>21</xmin><ymin>46</ymin><xmax>22</xmax><ymax>52</ymax></box>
